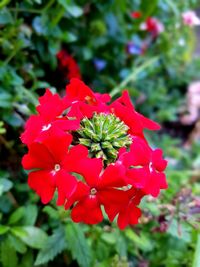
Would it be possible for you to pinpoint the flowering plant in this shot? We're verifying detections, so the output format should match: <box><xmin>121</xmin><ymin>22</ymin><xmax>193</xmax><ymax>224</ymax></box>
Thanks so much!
<box><xmin>21</xmin><ymin>79</ymin><xmax>167</xmax><ymax>229</ymax></box>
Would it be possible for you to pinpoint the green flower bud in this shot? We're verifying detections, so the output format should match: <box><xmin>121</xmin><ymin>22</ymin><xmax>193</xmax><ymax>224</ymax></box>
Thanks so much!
<box><xmin>77</xmin><ymin>113</ymin><xmax>132</xmax><ymax>165</ymax></box>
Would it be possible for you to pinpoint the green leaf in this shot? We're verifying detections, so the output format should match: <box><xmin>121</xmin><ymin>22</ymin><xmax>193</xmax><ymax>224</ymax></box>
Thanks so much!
<box><xmin>116</xmin><ymin>232</ymin><xmax>127</xmax><ymax>258</ymax></box>
<box><xmin>101</xmin><ymin>232</ymin><xmax>116</xmax><ymax>245</ymax></box>
<box><xmin>43</xmin><ymin>205</ymin><xmax>60</xmax><ymax>220</ymax></box>
<box><xmin>58</xmin><ymin>0</ymin><xmax>83</xmax><ymax>17</ymax></box>
<box><xmin>0</xmin><ymin>239</ymin><xmax>18</xmax><ymax>267</ymax></box>
<box><xmin>0</xmin><ymin>92</ymin><xmax>12</xmax><ymax>108</ymax></box>
<box><xmin>0</xmin><ymin>225</ymin><xmax>10</xmax><ymax>235</ymax></box>
<box><xmin>167</xmin><ymin>219</ymin><xmax>191</xmax><ymax>243</ymax></box>
<box><xmin>0</xmin><ymin>0</ymin><xmax>11</xmax><ymax>9</ymax></box>
<box><xmin>0</xmin><ymin>8</ymin><xmax>13</xmax><ymax>24</ymax></box>
<box><xmin>11</xmin><ymin>226</ymin><xmax>47</xmax><ymax>249</ymax></box>
<box><xmin>19</xmin><ymin>251</ymin><xmax>34</xmax><ymax>267</ymax></box>
<box><xmin>125</xmin><ymin>229</ymin><xmax>152</xmax><ymax>252</ymax></box>
<box><xmin>140</xmin><ymin>0</ymin><xmax>158</xmax><ymax>18</ymax></box>
<box><xmin>0</xmin><ymin>178</ymin><xmax>13</xmax><ymax>196</ymax></box>
<box><xmin>8</xmin><ymin>234</ymin><xmax>27</xmax><ymax>254</ymax></box>
<box><xmin>8</xmin><ymin>207</ymin><xmax>25</xmax><ymax>225</ymax></box>
<box><xmin>23</xmin><ymin>205</ymin><xmax>38</xmax><ymax>226</ymax></box>
<box><xmin>193</xmin><ymin>234</ymin><xmax>200</xmax><ymax>267</ymax></box>
<box><xmin>65</xmin><ymin>223</ymin><xmax>92</xmax><ymax>267</ymax></box>
<box><xmin>35</xmin><ymin>226</ymin><xmax>66</xmax><ymax>265</ymax></box>
<box><xmin>164</xmin><ymin>0</ymin><xmax>179</xmax><ymax>16</ymax></box>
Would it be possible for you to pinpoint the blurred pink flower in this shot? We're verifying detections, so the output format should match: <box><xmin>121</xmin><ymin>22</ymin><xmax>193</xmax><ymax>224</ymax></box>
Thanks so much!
<box><xmin>182</xmin><ymin>11</ymin><xmax>200</xmax><ymax>27</ymax></box>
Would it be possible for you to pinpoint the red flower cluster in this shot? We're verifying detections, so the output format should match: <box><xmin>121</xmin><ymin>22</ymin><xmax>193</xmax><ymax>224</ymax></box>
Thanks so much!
<box><xmin>21</xmin><ymin>78</ymin><xmax>167</xmax><ymax>229</ymax></box>
<box><xmin>131</xmin><ymin>11</ymin><xmax>142</xmax><ymax>19</ymax></box>
<box><xmin>57</xmin><ymin>50</ymin><xmax>81</xmax><ymax>80</ymax></box>
<box><xmin>140</xmin><ymin>17</ymin><xmax>164</xmax><ymax>38</ymax></box>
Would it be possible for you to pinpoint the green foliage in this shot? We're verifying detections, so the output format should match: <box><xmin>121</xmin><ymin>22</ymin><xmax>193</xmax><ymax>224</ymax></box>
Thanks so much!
<box><xmin>35</xmin><ymin>226</ymin><xmax>66</xmax><ymax>265</ymax></box>
<box><xmin>193</xmin><ymin>234</ymin><xmax>200</xmax><ymax>267</ymax></box>
<box><xmin>0</xmin><ymin>239</ymin><xmax>18</xmax><ymax>267</ymax></box>
<box><xmin>65</xmin><ymin>223</ymin><xmax>92</xmax><ymax>267</ymax></box>
<box><xmin>0</xmin><ymin>0</ymin><xmax>200</xmax><ymax>266</ymax></box>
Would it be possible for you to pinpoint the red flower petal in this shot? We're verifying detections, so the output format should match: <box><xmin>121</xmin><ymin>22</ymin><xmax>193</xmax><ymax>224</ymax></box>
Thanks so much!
<box><xmin>37</xmin><ymin>89</ymin><xmax>67</xmax><ymax>121</ymax></box>
<box><xmin>111</xmin><ymin>90</ymin><xmax>160</xmax><ymax>135</ymax></box>
<box><xmin>66</xmin><ymin>78</ymin><xmax>95</xmax><ymax>102</ymax></box>
<box><xmin>98</xmin><ymin>163</ymin><xmax>126</xmax><ymax>188</ymax></box>
<box><xmin>122</xmin><ymin>138</ymin><xmax>151</xmax><ymax>167</ymax></box>
<box><xmin>126</xmin><ymin>168</ymin><xmax>148</xmax><ymax>188</ymax></box>
<box><xmin>62</xmin><ymin>144</ymin><xmax>89</xmax><ymax>172</ymax></box>
<box><xmin>95</xmin><ymin>92</ymin><xmax>111</xmax><ymax>103</ymax></box>
<box><xmin>71</xmin><ymin>195</ymin><xmax>103</xmax><ymax>224</ymax></box>
<box><xmin>55</xmin><ymin>170</ymin><xmax>77</xmax><ymax>205</ymax></box>
<box><xmin>28</xmin><ymin>170</ymin><xmax>55</xmax><ymax>204</ymax></box>
<box><xmin>144</xmin><ymin>171</ymin><xmax>168</xmax><ymax>197</ymax></box>
<box><xmin>137</xmin><ymin>112</ymin><xmax>161</xmax><ymax>131</ymax></box>
<box><xmin>43</xmin><ymin>133</ymin><xmax>72</xmax><ymax>163</ymax></box>
<box><xmin>152</xmin><ymin>149</ymin><xmax>167</xmax><ymax>172</ymax></box>
<box><xmin>53</xmin><ymin>119</ymin><xmax>80</xmax><ymax>131</ymax></box>
<box><xmin>117</xmin><ymin>205</ymin><xmax>141</xmax><ymax>230</ymax></box>
<box><xmin>20</xmin><ymin>115</ymin><xmax>44</xmax><ymax>145</ymax></box>
<box><xmin>74</xmin><ymin>158</ymin><xmax>103</xmax><ymax>187</ymax></box>
<box><xmin>22</xmin><ymin>143</ymin><xmax>54</xmax><ymax>170</ymax></box>
<box><xmin>65</xmin><ymin>181</ymin><xmax>89</xmax><ymax>210</ymax></box>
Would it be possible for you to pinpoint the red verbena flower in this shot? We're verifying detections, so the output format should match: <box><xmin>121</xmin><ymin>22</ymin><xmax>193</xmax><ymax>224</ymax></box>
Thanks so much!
<box><xmin>131</xmin><ymin>11</ymin><xmax>142</xmax><ymax>19</ymax></box>
<box><xmin>21</xmin><ymin>78</ymin><xmax>167</xmax><ymax>229</ymax></box>
<box><xmin>65</xmin><ymin>158</ymin><xmax>128</xmax><ymax>224</ymax></box>
<box><xmin>57</xmin><ymin>49</ymin><xmax>82</xmax><ymax>80</ymax></box>
<box><xmin>140</xmin><ymin>17</ymin><xmax>164</xmax><ymax>38</ymax></box>
<box><xmin>118</xmin><ymin>137</ymin><xmax>167</xmax><ymax>197</ymax></box>
<box><xmin>21</xmin><ymin>89</ymin><xmax>80</xmax><ymax>145</ymax></box>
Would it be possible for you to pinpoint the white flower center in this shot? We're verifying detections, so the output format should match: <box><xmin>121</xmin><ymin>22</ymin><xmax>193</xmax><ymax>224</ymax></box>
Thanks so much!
<box><xmin>54</xmin><ymin>164</ymin><xmax>61</xmax><ymax>172</ymax></box>
<box><xmin>42</xmin><ymin>123</ymin><xmax>52</xmax><ymax>131</ymax></box>
<box><xmin>149</xmin><ymin>162</ymin><xmax>153</xmax><ymax>172</ymax></box>
<box><xmin>90</xmin><ymin>188</ymin><xmax>97</xmax><ymax>195</ymax></box>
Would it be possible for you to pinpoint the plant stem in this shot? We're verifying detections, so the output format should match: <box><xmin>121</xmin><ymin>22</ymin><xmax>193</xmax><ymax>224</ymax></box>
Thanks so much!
<box><xmin>9</xmin><ymin>0</ymin><xmax>56</xmax><ymax>14</ymax></box>
<box><xmin>110</xmin><ymin>56</ymin><xmax>159</xmax><ymax>98</ymax></box>
<box><xmin>42</xmin><ymin>0</ymin><xmax>55</xmax><ymax>12</ymax></box>
<box><xmin>9</xmin><ymin>7</ymin><xmax>42</xmax><ymax>14</ymax></box>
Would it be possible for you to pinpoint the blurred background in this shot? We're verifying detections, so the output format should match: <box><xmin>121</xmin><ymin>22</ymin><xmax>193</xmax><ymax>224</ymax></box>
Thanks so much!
<box><xmin>0</xmin><ymin>1</ymin><xmax>200</xmax><ymax>266</ymax></box>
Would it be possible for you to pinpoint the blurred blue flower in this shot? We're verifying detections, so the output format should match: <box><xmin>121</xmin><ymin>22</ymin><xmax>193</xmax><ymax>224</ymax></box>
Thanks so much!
<box><xmin>126</xmin><ymin>42</ymin><xmax>143</xmax><ymax>55</ymax></box>
<box><xmin>94</xmin><ymin>58</ymin><xmax>107</xmax><ymax>71</ymax></box>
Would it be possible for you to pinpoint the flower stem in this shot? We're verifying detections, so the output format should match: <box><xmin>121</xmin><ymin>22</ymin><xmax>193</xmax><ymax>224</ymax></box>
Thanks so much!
<box><xmin>110</xmin><ymin>56</ymin><xmax>159</xmax><ymax>98</ymax></box>
<box><xmin>9</xmin><ymin>0</ymin><xmax>56</xmax><ymax>14</ymax></box>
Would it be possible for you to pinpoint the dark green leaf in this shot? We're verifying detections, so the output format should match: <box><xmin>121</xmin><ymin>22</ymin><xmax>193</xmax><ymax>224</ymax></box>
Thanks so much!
<box><xmin>8</xmin><ymin>207</ymin><xmax>25</xmax><ymax>225</ymax></box>
<box><xmin>0</xmin><ymin>239</ymin><xmax>18</xmax><ymax>267</ymax></box>
<box><xmin>11</xmin><ymin>226</ymin><xmax>47</xmax><ymax>249</ymax></box>
<box><xmin>43</xmin><ymin>205</ymin><xmax>60</xmax><ymax>220</ymax></box>
<box><xmin>35</xmin><ymin>226</ymin><xmax>66</xmax><ymax>265</ymax></box>
<box><xmin>8</xmin><ymin>234</ymin><xmax>27</xmax><ymax>254</ymax></box>
<box><xmin>0</xmin><ymin>178</ymin><xmax>13</xmax><ymax>195</ymax></box>
<box><xmin>23</xmin><ymin>205</ymin><xmax>38</xmax><ymax>226</ymax></box>
<box><xmin>0</xmin><ymin>8</ymin><xmax>13</xmax><ymax>24</ymax></box>
<box><xmin>0</xmin><ymin>92</ymin><xmax>12</xmax><ymax>108</ymax></box>
<box><xmin>0</xmin><ymin>225</ymin><xmax>10</xmax><ymax>235</ymax></box>
<box><xmin>65</xmin><ymin>223</ymin><xmax>92</xmax><ymax>267</ymax></box>
<box><xmin>58</xmin><ymin>0</ymin><xmax>83</xmax><ymax>17</ymax></box>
